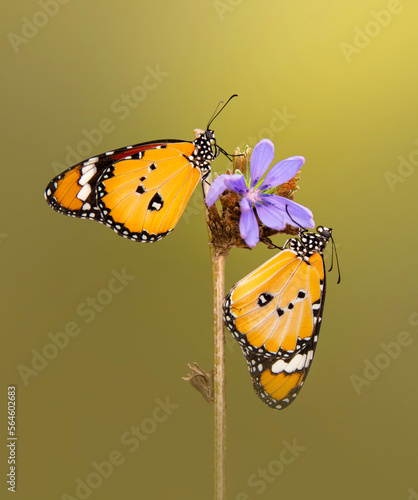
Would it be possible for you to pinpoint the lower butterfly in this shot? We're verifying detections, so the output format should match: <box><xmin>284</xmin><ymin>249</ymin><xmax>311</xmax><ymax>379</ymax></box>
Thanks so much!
<box><xmin>44</xmin><ymin>96</ymin><xmax>236</xmax><ymax>242</ymax></box>
<box><xmin>224</xmin><ymin>226</ymin><xmax>336</xmax><ymax>410</ymax></box>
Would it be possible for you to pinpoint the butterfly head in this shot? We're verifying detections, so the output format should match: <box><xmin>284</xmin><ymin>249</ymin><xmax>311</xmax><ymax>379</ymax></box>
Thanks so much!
<box><xmin>316</xmin><ymin>225</ymin><xmax>332</xmax><ymax>240</ymax></box>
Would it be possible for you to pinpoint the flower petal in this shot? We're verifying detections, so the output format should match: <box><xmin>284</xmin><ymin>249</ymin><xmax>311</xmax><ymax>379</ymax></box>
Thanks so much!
<box><xmin>224</xmin><ymin>174</ymin><xmax>247</xmax><ymax>194</ymax></box>
<box><xmin>250</xmin><ymin>139</ymin><xmax>275</xmax><ymax>187</ymax></box>
<box><xmin>239</xmin><ymin>197</ymin><xmax>259</xmax><ymax>248</ymax></box>
<box><xmin>260</xmin><ymin>156</ymin><xmax>305</xmax><ymax>190</ymax></box>
<box><xmin>205</xmin><ymin>175</ymin><xmax>228</xmax><ymax>207</ymax></box>
<box><xmin>261</xmin><ymin>194</ymin><xmax>315</xmax><ymax>228</ymax></box>
<box><xmin>205</xmin><ymin>174</ymin><xmax>247</xmax><ymax>207</ymax></box>
<box><xmin>254</xmin><ymin>201</ymin><xmax>286</xmax><ymax>231</ymax></box>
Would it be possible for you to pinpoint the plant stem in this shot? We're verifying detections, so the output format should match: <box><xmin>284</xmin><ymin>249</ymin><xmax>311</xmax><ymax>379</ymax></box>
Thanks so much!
<box><xmin>211</xmin><ymin>246</ymin><xmax>227</xmax><ymax>500</ymax></box>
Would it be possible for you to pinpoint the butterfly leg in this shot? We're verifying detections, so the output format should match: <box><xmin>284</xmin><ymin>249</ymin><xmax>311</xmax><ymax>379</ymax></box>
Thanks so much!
<box><xmin>201</xmin><ymin>176</ymin><xmax>212</xmax><ymax>201</ymax></box>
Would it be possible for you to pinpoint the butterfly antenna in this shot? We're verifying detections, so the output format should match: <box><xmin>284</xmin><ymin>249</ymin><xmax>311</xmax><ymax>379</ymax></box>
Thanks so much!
<box><xmin>328</xmin><ymin>239</ymin><xmax>335</xmax><ymax>272</ymax></box>
<box><xmin>285</xmin><ymin>205</ymin><xmax>306</xmax><ymax>231</ymax></box>
<box><xmin>207</xmin><ymin>94</ymin><xmax>238</xmax><ymax>129</ymax></box>
<box><xmin>329</xmin><ymin>235</ymin><xmax>341</xmax><ymax>284</ymax></box>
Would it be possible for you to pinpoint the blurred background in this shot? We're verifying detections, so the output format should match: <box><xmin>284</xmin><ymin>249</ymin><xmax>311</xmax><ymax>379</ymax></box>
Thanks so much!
<box><xmin>1</xmin><ymin>1</ymin><xmax>418</xmax><ymax>498</ymax></box>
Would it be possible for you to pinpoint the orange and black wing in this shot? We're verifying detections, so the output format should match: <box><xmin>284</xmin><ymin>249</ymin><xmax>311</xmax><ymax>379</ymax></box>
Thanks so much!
<box><xmin>44</xmin><ymin>140</ymin><xmax>201</xmax><ymax>242</ymax></box>
<box><xmin>244</xmin><ymin>338</ymin><xmax>319</xmax><ymax>409</ymax></box>
<box><xmin>224</xmin><ymin>248</ymin><xmax>326</xmax><ymax>409</ymax></box>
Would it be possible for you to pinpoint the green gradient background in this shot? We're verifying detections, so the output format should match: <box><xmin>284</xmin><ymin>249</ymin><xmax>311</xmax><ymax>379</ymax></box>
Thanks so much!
<box><xmin>2</xmin><ymin>1</ymin><xmax>418</xmax><ymax>499</ymax></box>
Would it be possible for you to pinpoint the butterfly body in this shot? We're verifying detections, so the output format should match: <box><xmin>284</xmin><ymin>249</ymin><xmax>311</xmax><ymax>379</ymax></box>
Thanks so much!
<box><xmin>45</xmin><ymin>130</ymin><xmax>218</xmax><ymax>242</ymax></box>
<box><xmin>224</xmin><ymin>226</ymin><xmax>333</xmax><ymax>409</ymax></box>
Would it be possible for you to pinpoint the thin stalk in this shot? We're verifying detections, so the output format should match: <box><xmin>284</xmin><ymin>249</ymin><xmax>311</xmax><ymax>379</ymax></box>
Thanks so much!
<box><xmin>211</xmin><ymin>247</ymin><xmax>226</xmax><ymax>500</ymax></box>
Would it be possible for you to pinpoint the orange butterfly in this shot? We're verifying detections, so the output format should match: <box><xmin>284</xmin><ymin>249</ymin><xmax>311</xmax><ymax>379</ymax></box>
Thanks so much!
<box><xmin>44</xmin><ymin>97</ymin><xmax>236</xmax><ymax>242</ymax></box>
<box><xmin>224</xmin><ymin>226</ymin><xmax>337</xmax><ymax>409</ymax></box>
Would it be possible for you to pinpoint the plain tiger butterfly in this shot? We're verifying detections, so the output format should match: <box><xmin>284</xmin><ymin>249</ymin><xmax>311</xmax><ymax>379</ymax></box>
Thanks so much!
<box><xmin>224</xmin><ymin>226</ymin><xmax>337</xmax><ymax>410</ymax></box>
<box><xmin>44</xmin><ymin>96</ymin><xmax>237</xmax><ymax>243</ymax></box>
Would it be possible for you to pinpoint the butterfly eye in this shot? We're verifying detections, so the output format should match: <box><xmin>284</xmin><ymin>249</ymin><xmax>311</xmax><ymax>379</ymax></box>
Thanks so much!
<box><xmin>204</xmin><ymin>130</ymin><xmax>216</xmax><ymax>145</ymax></box>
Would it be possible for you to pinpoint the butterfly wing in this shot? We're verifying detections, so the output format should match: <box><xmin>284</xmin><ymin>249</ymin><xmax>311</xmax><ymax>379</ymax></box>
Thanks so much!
<box><xmin>224</xmin><ymin>249</ymin><xmax>326</xmax><ymax>409</ymax></box>
<box><xmin>45</xmin><ymin>140</ymin><xmax>201</xmax><ymax>242</ymax></box>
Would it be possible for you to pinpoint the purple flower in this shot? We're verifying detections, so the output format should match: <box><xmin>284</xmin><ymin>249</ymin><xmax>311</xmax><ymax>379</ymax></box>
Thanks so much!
<box><xmin>206</xmin><ymin>139</ymin><xmax>314</xmax><ymax>248</ymax></box>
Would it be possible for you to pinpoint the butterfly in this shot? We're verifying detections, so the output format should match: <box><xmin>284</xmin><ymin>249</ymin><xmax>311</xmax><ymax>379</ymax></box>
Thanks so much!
<box><xmin>44</xmin><ymin>96</ymin><xmax>237</xmax><ymax>243</ymax></box>
<box><xmin>224</xmin><ymin>226</ymin><xmax>337</xmax><ymax>410</ymax></box>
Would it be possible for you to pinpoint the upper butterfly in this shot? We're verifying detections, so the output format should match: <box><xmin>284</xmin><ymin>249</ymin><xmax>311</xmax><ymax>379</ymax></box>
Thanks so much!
<box><xmin>44</xmin><ymin>96</ymin><xmax>237</xmax><ymax>242</ymax></box>
<box><xmin>224</xmin><ymin>226</ymin><xmax>336</xmax><ymax>410</ymax></box>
